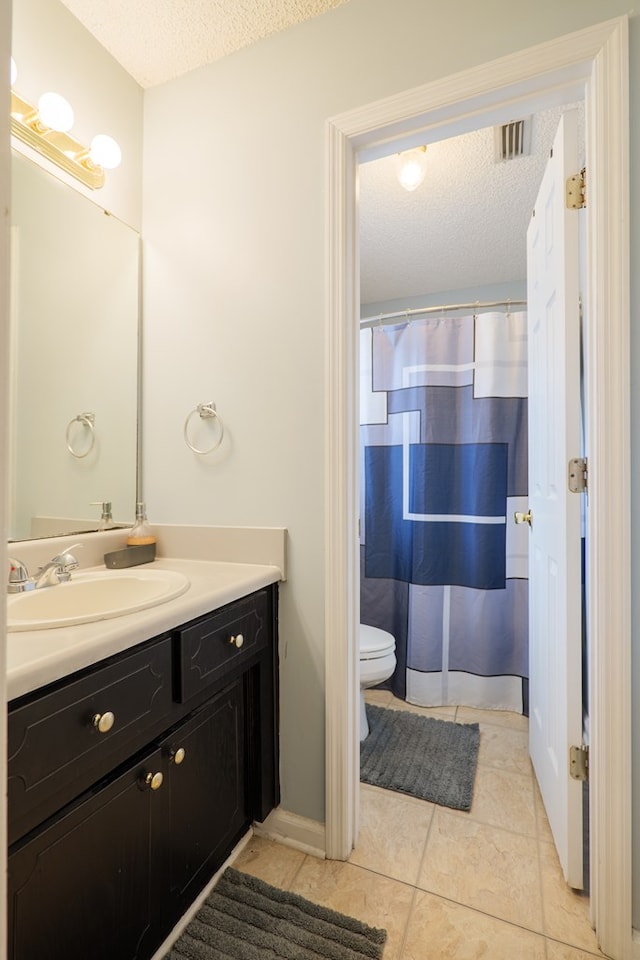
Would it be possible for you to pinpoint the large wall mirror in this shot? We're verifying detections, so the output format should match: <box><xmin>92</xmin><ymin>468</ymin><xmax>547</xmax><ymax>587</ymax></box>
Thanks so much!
<box><xmin>9</xmin><ymin>151</ymin><xmax>140</xmax><ymax>541</ymax></box>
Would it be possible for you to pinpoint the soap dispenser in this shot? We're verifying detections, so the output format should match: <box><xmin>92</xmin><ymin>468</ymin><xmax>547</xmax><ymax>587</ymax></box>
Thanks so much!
<box><xmin>126</xmin><ymin>502</ymin><xmax>156</xmax><ymax>546</ymax></box>
<box><xmin>91</xmin><ymin>501</ymin><xmax>113</xmax><ymax>531</ymax></box>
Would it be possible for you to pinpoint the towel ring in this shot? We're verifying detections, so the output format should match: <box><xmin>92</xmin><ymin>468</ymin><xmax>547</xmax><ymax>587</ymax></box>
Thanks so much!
<box><xmin>184</xmin><ymin>402</ymin><xmax>225</xmax><ymax>455</ymax></box>
<box><xmin>66</xmin><ymin>412</ymin><xmax>96</xmax><ymax>459</ymax></box>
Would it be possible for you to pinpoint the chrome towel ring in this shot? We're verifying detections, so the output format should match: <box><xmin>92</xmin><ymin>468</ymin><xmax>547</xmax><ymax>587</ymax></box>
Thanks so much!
<box><xmin>66</xmin><ymin>412</ymin><xmax>96</xmax><ymax>459</ymax></box>
<box><xmin>184</xmin><ymin>402</ymin><xmax>225</xmax><ymax>455</ymax></box>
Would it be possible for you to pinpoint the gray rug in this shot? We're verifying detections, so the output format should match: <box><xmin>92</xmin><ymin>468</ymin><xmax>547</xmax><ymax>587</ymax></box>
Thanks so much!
<box><xmin>168</xmin><ymin>866</ymin><xmax>387</xmax><ymax>959</ymax></box>
<box><xmin>360</xmin><ymin>704</ymin><xmax>480</xmax><ymax>811</ymax></box>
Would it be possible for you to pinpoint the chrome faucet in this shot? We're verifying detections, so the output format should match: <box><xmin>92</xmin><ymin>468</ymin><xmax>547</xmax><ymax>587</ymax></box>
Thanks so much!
<box><xmin>7</xmin><ymin>546</ymin><xmax>81</xmax><ymax>593</ymax></box>
<box><xmin>7</xmin><ymin>557</ymin><xmax>32</xmax><ymax>593</ymax></box>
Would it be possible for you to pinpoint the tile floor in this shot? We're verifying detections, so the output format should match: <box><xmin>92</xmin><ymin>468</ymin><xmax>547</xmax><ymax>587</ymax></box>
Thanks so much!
<box><xmin>233</xmin><ymin>690</ymin><xmax>607</xmax><ymax>960</ymax></box>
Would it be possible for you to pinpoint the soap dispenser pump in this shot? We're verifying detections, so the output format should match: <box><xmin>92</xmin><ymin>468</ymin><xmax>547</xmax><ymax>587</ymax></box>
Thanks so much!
<box><xmin>126</xmin><ymin>502</ymin><xmax>156</xmax><ymax>546</ymax></box>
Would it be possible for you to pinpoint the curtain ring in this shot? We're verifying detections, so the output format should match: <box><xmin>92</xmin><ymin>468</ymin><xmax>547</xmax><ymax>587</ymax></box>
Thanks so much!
<box><xmin>66</xmin><ymin>412</ymin><xmax>96</xmax><ymax>459</ymax></box>
<box><xmin>184</xmin><ymin>402</ymin><xmax>225</xmax><ymax>455</ymax></box>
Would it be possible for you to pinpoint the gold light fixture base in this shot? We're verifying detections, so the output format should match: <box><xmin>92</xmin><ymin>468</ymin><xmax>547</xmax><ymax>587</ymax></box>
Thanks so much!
<box><xmin>10</xmin><ymin>91</ymin><xmax>105</xmax><ymax>190</ymax></box>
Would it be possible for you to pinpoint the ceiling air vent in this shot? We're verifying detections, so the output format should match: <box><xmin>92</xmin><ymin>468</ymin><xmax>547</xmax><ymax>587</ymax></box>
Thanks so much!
<box><xmin>495</xmin><ymin>119</ymin><xmax>531</xmax><ymax>162</ymax></box>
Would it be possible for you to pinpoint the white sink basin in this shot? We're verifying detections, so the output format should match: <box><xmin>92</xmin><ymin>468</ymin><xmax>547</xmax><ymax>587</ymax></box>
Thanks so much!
<box><xmin>7</xmin><ymin>568</ymin><xmax>190</xmax><ymax>631</ymax></box>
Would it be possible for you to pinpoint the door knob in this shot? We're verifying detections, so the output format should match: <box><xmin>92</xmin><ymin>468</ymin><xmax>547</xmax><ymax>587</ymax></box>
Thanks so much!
<box><xmin>514</xmin><ymin>509</ymin><xmax>533</xmax><ymax>527</ymax></box>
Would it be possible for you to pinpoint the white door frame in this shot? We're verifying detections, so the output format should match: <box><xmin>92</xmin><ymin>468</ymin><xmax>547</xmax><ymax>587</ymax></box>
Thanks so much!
<box><xmin>324</xmin><ymin>16</ymin><xmax>631</xmax><ymax>960</ymax></box>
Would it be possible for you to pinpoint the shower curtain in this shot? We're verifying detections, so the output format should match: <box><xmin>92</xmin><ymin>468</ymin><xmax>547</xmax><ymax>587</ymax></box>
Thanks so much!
<box><xmin>359</xmin><ymin>311</ymin><xmax>529</xmax><ymax>713</ymax></box>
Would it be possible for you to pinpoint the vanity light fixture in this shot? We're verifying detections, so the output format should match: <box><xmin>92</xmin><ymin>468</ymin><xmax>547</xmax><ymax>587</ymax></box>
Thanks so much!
<box><xmin>396</xmin><ymin>145</ymin><xmax>428</xmax><ymax>192</ymax></box>
<box><xmin>9</xmin><ymin>59</ymin><xmax>121</xmax><ymax>190</ymax></box>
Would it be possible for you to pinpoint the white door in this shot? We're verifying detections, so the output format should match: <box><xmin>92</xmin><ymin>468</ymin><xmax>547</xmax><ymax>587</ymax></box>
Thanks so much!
<box><xmin>525</xmin><ymin>109</ymin><xmax>584</xmax><ymax>889</ymax></box>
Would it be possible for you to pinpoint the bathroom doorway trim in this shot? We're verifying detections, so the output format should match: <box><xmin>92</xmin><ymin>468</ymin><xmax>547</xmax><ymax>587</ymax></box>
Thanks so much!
<box><xmin>325</xmin><ymin>16</ymin><xmax>630</xmax><ymax>959</ymax></box>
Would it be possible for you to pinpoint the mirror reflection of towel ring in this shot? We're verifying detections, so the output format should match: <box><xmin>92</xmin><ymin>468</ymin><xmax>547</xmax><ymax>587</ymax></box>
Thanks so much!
<box><xmin>66</xmin><ymin>412</ymin><xmax>96</xmax><ymax>459</ymax></box>
<box><xmin>184</xmin><ymin>402</ymin><xmax>225</xmax><ymax>455</ymax></box>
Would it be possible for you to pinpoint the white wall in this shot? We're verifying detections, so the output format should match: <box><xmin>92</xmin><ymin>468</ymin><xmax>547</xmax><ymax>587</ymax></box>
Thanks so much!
<box><xmin>142</xmin><ymin>0</ymin><xmax>637</xmax><ymax>836</ymax></box>
<box><xmin>1</xmin><ymin>0</ymin><xmax>11</xmax><ymax>952</ymax></box>
<box><xmin>11</xmin><ymin>0</ymin><xmax>143</xmax><ymax>228</ymax></box>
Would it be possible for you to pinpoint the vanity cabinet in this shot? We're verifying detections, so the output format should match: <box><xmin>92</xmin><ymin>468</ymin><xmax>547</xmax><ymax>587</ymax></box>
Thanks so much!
<box><xmin>7</xmin><ymin>584</ymin><xmax>279</xmax><ymax>960</ymax></box>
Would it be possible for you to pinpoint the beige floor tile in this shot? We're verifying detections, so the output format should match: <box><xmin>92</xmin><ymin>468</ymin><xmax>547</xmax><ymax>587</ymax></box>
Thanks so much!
<box><xmin>477</xmin><ymin>723</ymin><xmax>532</xmax><ymax>776</ymax></box>
<box><xmin>369</xmin><ymin>692</ymin><xmax>458</xmax><ymax>721</ymax></box>
<box><xmin>540</xmin><ymin>841</ymin><xmax>603</xmax><ymax>954</ymax></box>
<box><xmin>545</xmin><ymin>940</ymin><xmax>607</xmax><ymax>959</ymax></box>
<box><xmin>418</xmin><ymin>808</ymin><xmax>543</xmax><ymax>933</ymax></box>
<box><xmin>462</xmin><ymin>762</ymin><xmax>536</xmax><ymax>836</ymax></box>
<box><xmin>393</xmin><ymin>699</ymin><xmax>458</xmax><ymax>720</ymax></box>
<box><xmin>290</xmin><ymin>857</ymin><xmax>414</xmax><ymax>960</ymax></box>
<box><xmin>350</xmin><ymin>784</ymin><xmax>434</xmax><ymax>884</ymax></box>
<box><xmin>457</xmin><ymin>706</ymin><xmax>529</xmax><ymax>732</ymax></box>
<box><xmin>233</xmin><ymin>835</ymin><xmax>305</xmax><ymax>889</ymax></box>
<box><xmin>401</xmin><ymin>890</ymin><xmax>547</xmax><ymax>959</ymax></box>
<box><xmin>365</xmin><ymin>689</ymin><xmax>394</xmax><ymax>708</ymax></box>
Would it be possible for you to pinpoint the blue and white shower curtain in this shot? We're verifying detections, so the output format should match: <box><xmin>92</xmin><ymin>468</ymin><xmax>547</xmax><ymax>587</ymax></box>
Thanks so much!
<box><xmin>359</xmin><ymin>311</ymin><xmax>529</xmax><ymax>713</ymax></box>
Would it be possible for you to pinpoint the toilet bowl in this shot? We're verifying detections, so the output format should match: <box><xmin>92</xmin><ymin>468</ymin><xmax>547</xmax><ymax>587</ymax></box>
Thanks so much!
<box><xmin>359</xmin><ymin>624</ymin><xmax>396</xmax><ymax>741</ymax></box>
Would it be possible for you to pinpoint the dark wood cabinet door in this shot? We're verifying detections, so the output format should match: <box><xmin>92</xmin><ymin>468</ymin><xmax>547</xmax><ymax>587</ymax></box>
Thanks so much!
<box><xmin>8</xmin><ymin>748</ymin><xmax>165</xmax><ymax>960</ymax></box>
<box><xmin>160</xmin><ymin>679</ymin><xmax>248</xmax><ymax>917</ymax></box>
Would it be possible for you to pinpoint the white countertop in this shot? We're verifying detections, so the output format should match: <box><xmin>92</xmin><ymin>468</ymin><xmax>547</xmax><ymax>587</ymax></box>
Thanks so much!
<box><xmin>7</xmin><ymin>557</ymin><xmax>281</xmax><ymax>702</ymax></box>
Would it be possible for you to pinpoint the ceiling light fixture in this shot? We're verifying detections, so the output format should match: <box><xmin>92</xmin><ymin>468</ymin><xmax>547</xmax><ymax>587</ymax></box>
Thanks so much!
<box><xmin>396</xmin><ymin>146</ymin><xmax>427</xmax><ymax>192</ymax></box>
<box><xmin>9</xmin><ymin>60</ymin><xmax>121</xmax><ymax>190</ymax></box>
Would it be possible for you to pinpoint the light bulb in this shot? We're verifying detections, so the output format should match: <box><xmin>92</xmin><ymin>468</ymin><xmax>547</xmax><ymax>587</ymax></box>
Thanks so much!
<box><xmin>38</xmin><ymin>92</ymin><xmax>74</xmax><ymax>132</ymax></box>
<box><xmin>10</xmin><ymin>56</ymin><xmax>17</xmax><ymax>87</ymax></box>
<box><xmin>397</xmin><ymin>146</ymin><xmax>427</xmax><ymax>192</ymax></box>
<box><xmin>89</xmin><ymin>134</ymin><xmax>122</xmax><ymax>169</ymax></box>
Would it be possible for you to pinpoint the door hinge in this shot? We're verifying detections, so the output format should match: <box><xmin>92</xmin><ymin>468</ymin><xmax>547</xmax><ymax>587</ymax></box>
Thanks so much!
<box><xmin>570</xmin><ymin>744</ymin><xmax>589</xmax><ymax>781</ymax></box>
<box><xmin>566</xmin><ymin>167</ymin><xmax>586</xmax><ymax>209</ymax></box>
<box><xmin>568</xmin><ymin>457</ymin><xmax>588</xmax><ymax>493</ymax></box>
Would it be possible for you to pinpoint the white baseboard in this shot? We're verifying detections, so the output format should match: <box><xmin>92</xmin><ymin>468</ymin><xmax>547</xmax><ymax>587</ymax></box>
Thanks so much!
<box><xmin>253</xmin><ymin>806</ymin><xmax>326</xmax><ymax>859</ymax></box>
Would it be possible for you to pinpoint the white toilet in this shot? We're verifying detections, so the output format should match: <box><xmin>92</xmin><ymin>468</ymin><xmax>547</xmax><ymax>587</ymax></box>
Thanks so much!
<box><xmin>359</xmin><ymin>624</ymin><xmax>397</xmax><ymax>741</ymax></box>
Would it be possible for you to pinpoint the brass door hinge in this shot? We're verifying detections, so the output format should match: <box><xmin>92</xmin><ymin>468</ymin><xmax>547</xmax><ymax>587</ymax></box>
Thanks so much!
<box><xmin>568</xmin><ymin>457</ymin><xmax>588</xmax><ymax>493</ymax></box>
<box><xmin>566</xmin><ymin>168</ymin><xmax>586</xmax><ymax>209</ymax></box>
<box><xmin>570</xmin><ymin>744</ymin><xmax>589</xmax><ymax>781</ymax></box>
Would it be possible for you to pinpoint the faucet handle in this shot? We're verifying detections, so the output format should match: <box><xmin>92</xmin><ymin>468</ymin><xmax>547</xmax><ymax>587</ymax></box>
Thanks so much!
<box><xmin>7</xmin><ymin>557</ymin><xmax>30</xmax><ymax>593</ymax></box>
<box><xmin>51</xmin><ymin>547</ymin><xmax>81</xmax><ymax>572</ymax></box>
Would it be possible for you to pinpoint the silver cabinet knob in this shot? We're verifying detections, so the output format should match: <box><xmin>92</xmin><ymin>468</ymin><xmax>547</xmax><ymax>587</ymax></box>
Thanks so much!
<box><xmin>229</xmin><ymin>633</ymin><xmax>244</xmax><ymax>648</ymax></box>
<box><xmin>92</xmin><ymin>711</ymin><xmax>115</xmax><ymax>734</ymax></box>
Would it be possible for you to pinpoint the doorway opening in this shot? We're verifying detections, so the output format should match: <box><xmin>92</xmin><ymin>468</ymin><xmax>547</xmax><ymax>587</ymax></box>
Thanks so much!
<box><xmin>325</xmin><ymin>16</ymin><xmax>630</xmax><ymax>960</ymax></box>
<box><xmin>357</xmin><ymin>102</ymin><xmax>587</xmax><ymax>888</ymax></box>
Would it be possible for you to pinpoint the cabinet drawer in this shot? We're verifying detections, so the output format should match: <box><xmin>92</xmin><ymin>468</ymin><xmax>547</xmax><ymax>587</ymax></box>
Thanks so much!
<box><xmin>8</xmin><ymin>637</ymin><xmax>172</xmax><ymax>845</ymax></box>
<box><xmin>174</xmin><ymin>590</ymin><xmax>269</xmax><ymax>702</ymax></box>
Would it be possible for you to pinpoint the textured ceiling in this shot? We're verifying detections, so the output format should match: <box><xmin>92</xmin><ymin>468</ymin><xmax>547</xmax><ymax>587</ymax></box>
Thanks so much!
<box><xmin>359</xmin><ymin>105</ymin><xmax>584</xmax><ymax>306</ymax></box>
<box><xmin>58</xmin><ymin>0</ymin><xmax>348</xmax><ymax>88</ymax></box>
<box><xmin>56</xmin><ymin>2</ymin><xmax>582</xmax><ymax>309</ymax></box>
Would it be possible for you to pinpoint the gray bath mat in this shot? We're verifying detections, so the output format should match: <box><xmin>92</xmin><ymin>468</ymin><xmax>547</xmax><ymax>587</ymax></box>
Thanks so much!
<box><xmin>168</xmin><ymin>866</ymin><xmax>387</xmax><ymax>959</ymax></box>
<box><xmin>360</xmin><ymin>704</ymin><xmax>480</xmax><ymax>811</ymax></box>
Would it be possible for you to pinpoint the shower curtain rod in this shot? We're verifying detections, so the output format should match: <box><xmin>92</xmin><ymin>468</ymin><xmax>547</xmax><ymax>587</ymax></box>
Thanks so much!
<box><xmin>359</xmin><ymin>299</ymin><xmax>527</xmax><ymax>329</ymax></box>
